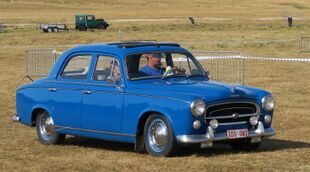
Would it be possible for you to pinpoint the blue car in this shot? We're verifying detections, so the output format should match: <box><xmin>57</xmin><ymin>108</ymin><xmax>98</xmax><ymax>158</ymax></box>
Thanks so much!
<box><xmin>13</xmin><ymin>42</ymin><xmax>275</xmax><ymax>156</ymax></box>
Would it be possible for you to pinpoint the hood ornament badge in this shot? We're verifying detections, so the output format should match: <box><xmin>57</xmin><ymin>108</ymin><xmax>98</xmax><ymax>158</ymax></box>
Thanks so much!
<box><xmin>229</xmin><ymin>86</ymin><xmax>240</xmax><ymax>97</ymax></box>
<box><xmin>230</xmin><ymin>86</ymin><xmax>236</xmax><ymax>93</ymax></box>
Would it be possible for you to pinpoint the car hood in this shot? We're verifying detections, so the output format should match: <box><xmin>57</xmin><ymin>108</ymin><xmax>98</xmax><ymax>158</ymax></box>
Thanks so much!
<box><xmin>126</xmin><ymin>78</ymin><xmax>268</xmax><ymax>103</ymax></box>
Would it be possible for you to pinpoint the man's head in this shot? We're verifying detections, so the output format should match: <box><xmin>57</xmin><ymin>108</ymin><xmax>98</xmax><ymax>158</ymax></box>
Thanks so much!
<box><xmin>113</xmin><ymin>62</ymin><xmax>121</xmax><ymax>79</ymax></box>
<box><xmin>147</xmin><ymin>53</ymin><xmax>162</xmax><ymax>69</ymax></box>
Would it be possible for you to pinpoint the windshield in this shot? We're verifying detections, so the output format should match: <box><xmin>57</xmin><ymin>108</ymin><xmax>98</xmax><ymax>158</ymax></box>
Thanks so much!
<box><xmin>126</xmin><ymin>52</ymin><xmax>207</xmax><ymax>80</ymax></box>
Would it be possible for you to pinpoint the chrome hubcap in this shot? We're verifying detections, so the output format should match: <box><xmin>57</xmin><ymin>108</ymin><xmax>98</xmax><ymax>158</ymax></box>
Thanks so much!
<box><xmin>148</xmin><ymin>119</ymin><xmax>168</xmax><ymax>152</ymax></box>
<box><xmin>39</xmin><ymin>114</ymin><xmax>55</xmax><ymax>140</ymax></box>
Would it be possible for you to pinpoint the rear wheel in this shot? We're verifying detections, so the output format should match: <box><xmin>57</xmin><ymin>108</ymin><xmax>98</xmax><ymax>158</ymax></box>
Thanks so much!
<box><xmin>230</xmin><ymin>138</ymin><xmax>260</xmax><ymax>151</ymax></box>
<box><xmin>77</xmin><ymin>25</ymin><xmax>87</xmax><ymax>31</ymax></box>
<box><xmin>143</xmin><ymin>114</ymin><xmax>177</xmax><ymax>157</ymax></box>
<box><xmin>36</xmin><ymin>111</ymin><xmax>65</xmax><ymax>144</ymax></box>
<box><xmin>53</xmin><ymin>28</ymin><xmax>59</xmax><ymax>32</ymax></box>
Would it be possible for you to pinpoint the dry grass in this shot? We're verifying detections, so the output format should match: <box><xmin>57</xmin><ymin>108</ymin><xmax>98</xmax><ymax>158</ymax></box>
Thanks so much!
<box><xmin>0</xmin><ymin>0</ymin><xmax>310</xmax><ymax>172</ymax></box>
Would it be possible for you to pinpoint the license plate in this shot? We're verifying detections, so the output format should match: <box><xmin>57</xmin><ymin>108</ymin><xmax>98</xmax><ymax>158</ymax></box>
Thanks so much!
<box><xmin>226</xmin><ymin>129</ymin><xmax>248</xmax><ymax>139</ymax></box>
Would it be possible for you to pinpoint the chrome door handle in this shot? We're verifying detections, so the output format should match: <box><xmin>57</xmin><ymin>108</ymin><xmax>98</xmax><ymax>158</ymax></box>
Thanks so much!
<box><xmin>83</xmin><ymin>90</ymin><xmax>92</xmax><ymax>94</ymax></box>
<box><xmin>48</xmin><ymin>88</ymin><xmax>57</xmax><ymax>92</ymax></box>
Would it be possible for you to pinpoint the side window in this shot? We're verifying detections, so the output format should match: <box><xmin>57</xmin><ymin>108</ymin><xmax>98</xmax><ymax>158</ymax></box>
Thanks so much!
<box><xmin>92</xmin><ymin>56</ymin><xmax>122</xmax><ymax>81</ymax></box>
<box><xmin>87</xmin><ymin>16</ymin><xmax>94</xmax><ymax>20</ymax></box>
<box><xmin>60</xmin><ymin>55</ymin><xmax>92</xmax><ymax>80</ymax></box>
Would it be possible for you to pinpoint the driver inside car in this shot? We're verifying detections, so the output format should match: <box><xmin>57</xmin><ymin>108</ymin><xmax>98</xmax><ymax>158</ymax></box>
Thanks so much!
<box><xmin>139</xmin><ymin>53</ymin><xmax>186</xmax><ymax>76</ymax></box>
<box><xmin>139</xmin><ymin>53</ymin><xmax>164</xmax><ymax>76</ymax></box>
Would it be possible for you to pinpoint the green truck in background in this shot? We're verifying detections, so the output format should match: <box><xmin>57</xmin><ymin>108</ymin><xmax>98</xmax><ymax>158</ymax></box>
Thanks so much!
<box><xmin>75</xmin><ymin>14</ymin><xmax>110</xmax><ymax>31</ymax></box>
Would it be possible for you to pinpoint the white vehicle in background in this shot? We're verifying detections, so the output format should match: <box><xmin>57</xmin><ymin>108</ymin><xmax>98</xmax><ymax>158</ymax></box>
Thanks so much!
<box><xmin>37</xmin><ymin>23</ymin><xmax>68</xmax><ymax>33</ymax></box>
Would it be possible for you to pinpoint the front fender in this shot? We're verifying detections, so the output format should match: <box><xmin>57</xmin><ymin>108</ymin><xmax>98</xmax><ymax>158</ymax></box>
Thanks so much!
<box><xmin>123</xmin><ymin>94</ymin><xmax>196</xmax><ymax>136</ymax></box>
<box><xmin>137</xmin><ymin>107</ymin><xmax>175</xmax><ymax>133</ymax></box>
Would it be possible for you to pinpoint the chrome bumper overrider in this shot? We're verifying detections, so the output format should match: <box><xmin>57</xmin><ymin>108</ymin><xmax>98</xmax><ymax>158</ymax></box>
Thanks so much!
<box><xmin>176</xmin><ymin>122</ymin><xmax>275</xmax><ymax>144</ymax></box>
<box><xmin>12</xmin><ymin>114</ymin><xmax>20</xmax><ymax>122</ymax></box>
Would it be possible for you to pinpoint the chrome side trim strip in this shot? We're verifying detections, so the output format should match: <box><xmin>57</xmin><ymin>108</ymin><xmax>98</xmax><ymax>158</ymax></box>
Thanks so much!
<box><xmin>44</xmin><ymin>80</ymin><xmax>115</xmax><ymax>87</ymax></box>
<box><xmin>55</xmin><ymin>126</ymin><xmax>135</xmax><ymax>137</ymax></box>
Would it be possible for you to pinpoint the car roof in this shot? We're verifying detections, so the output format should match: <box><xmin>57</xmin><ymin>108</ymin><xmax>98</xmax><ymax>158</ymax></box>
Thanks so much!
<box><xmin>75</xmin><ymin>14</ymin><xmax>94</xmax><ymax>17</ymax></box>
<box><xmin>48</xmin><ymin>41</ymin><xmax>189</xmax><ymax>79</ymax></box>
<box><xmin>64</xmin><ymin>41</ymin><xmax>189</xmax><ymax>57</ymax></box>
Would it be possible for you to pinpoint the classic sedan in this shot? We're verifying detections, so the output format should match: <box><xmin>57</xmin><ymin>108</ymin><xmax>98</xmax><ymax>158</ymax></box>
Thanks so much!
<box><xmin>13</xmin><ymin>42</ymin><xmax>275</xmax><ymax>156</ymax></box>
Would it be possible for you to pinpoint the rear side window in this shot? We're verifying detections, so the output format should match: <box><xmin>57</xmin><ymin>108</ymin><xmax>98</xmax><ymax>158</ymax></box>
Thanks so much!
<box><xmin>60</xmin><ymin>55</ymin><xmax>92</xmax><ymax>80</ymax></box>
<box><xmin>92</xmin><ymin>56</ymin><xmax>122</xmax><ymax>81</ymax></box>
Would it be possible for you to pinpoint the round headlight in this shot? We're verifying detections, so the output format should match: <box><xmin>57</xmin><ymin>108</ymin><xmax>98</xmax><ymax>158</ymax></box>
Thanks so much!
<box><xmin>190</xmin><ymin>99</ymin><xmax>206</xmax><ymax>117</ymax></box>
<box><xmin>262</xmin><ymin>94</ymin><xmax>275</xmax><ymax>111</ymax></box>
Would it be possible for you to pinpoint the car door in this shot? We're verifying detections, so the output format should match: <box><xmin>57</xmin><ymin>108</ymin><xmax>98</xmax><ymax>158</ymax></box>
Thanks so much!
<box><xmin>81</xmin><ymin>54</ymin><xmax>125</xmax><ymax>133</ymax></box>
<box><xmin>86</xmin><ymin>15</ymin><xmax>95</xmax><ymax>28</ymax></box>
<box><xmin>49</xmin><ymin>54</ymin><xmax>93</xmax><ymax>128</ymax></box>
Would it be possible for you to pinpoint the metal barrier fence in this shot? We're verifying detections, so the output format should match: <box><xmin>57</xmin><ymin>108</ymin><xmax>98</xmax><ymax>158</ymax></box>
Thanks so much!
<box><xmin>299</xmin><ymin>37</ymin><xmax>310</xmax><ymax>50</ymax></box>
<box><xmin>25</xmin><ymin>48</ymin><xmax>58</xmax><ymax>77</ymax></box>
<box><xmin>191</xmin><ymin>51</ymin><xmax>244</xmax><ymax>85</ymax></box>
<box><xmin>299</xmin><ymin>37</ymin><xmax>310</xmax><ymax>57</ymax></box>
<box><xmin>0</xmin><ymin>22</ymin><xmax>4</xmax><ymax>32</ymax></box>
<box><xmin>24</xmin><ymin>48</ymin><xmax>310</xmax><ymax>91</ymax></box>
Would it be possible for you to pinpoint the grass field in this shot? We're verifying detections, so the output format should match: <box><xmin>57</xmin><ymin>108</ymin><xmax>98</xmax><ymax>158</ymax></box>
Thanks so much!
<box><xmin>0</xmin><ymin>0</ymin><xmax>310</xmax><ymax>171</ymax></box>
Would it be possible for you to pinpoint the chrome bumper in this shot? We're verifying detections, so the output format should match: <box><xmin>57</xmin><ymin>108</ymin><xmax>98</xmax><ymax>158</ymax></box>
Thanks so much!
<box><xmin>176</xmin><ymin>122</ymin><xmax>275</xmax><ymax>144</ymax></box>
<box><xmin>12</xmin><ymin>114</ymin><xmax>20</xmax><ymax>122</ymax></box>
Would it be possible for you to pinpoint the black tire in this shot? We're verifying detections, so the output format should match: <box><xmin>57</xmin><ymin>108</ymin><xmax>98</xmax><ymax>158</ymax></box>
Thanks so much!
<box><xmin>97</xmin><ymin>24</ymin><xmax>105</xmax><ymax>30</ymax></box>
<box><xmin>77</xmin><ymin>25</ymin><xmax>87</xmax><ymax>31</ymax></box>
<box><xmin>143</xmin><ymin>114</ymin><xmax>177</xmax><ymax>157</ymax></box>
<box><xmin>36</xmin><ymin>111</ymin><xmax>65</xmax><ymax>144</ymax></box>
<box><xmin>53</xmin><ymin>28</ymin><xmax>59</xmax><ymax>33</ymax></box>
<box><xmin>47</xmin><ymin>27</ymin><xmax>53</xmax><ymax>33</ymax></box>
<box><xmin>230</xmin><ymin>138</ymin><xmax>260</xmax><ymax>151</ymax></box>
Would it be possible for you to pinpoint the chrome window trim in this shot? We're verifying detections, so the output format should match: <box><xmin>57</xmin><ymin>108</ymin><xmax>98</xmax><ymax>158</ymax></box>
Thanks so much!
<box><xmin>59</xmin><ymin>54</ymin><xmax>93</xmax><ymax>80</ymax></box>
<box><xmin>124</xmin><ymin>51</ymin><xmax>207</xmax><ymax>81</ymax></box>
<box><xmin>91</xmin><ymin>55</ymin><xmax>123</xmax><ymax>82</ymax></box>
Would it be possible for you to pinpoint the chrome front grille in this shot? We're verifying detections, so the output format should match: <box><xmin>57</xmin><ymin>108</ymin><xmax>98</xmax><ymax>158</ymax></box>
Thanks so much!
<box><xmin>204</xmin><ymin>102</ymin><xmax>259</xmax><ymax>125</ymax></box>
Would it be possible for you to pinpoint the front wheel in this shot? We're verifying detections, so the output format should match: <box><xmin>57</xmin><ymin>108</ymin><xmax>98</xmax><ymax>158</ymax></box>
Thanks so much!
<box><xmin>97</xmin><ymin>24</ymin><xmax>106</xmax><ymax>30</ymax></box>
<box><xmin>47</xmin><ymin>28</ymin><xmax>53</xmax><ymax>33</ymax></box>
<box><xmin>36</xmin><ymin>111</ymin><xmax>65</xmax><ymax>144</ymax></box>
<box><xmin>230</xmin><ymin>138</ymin><xmax>260</xmax><ymax>151</ymax></box>
<box><xmin>143</xmin><ymin>114</ymin><xmax>177</xmax><ymax>157</ymax></box>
